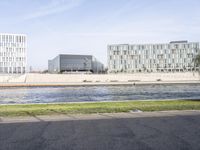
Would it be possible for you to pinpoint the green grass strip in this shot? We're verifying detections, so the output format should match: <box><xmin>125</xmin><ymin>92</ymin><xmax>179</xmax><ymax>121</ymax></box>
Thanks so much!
<box><xmin>0</xmin><ymin>100</ymin><xmax>200</xmax><ymax>117</ymax></box>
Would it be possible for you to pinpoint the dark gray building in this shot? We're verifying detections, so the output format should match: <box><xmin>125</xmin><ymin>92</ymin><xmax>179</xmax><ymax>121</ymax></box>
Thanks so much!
<box><xmin>48</xmin><ymin>54</ymin><xmax>104</xmax><ymax>73</ymax></box>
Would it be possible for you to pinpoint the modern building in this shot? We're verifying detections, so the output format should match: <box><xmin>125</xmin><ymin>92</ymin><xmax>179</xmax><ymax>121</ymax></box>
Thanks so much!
<box><xmin>48</xmin><ymin>54</ymin><xmax>104</xmax><ymax>73</ymax></box>
<box><xmin>108</xmin><ymin>41</ymin><xmax>200</xmax><ymax>73</ymax></box>
<box><xmin>0</xmin><ymin>33</ymin><xmax>27</xmax><ymax>74</ymax></box>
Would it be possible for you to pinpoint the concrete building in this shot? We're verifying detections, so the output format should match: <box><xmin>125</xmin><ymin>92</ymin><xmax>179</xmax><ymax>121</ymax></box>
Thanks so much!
<box><xmin>48</xmin><ymin>54</ymin><xmax>104</xmax><ymax>73</ymax></box>
<box><xmin>108</xmin><ymin>41</ymin><xmax>200</xmax><ymax>73</ymax></box>
<box><xmin>0</xmin><ymin>33</ymin><xmax>27</xmax><ymax>74</ymax></box>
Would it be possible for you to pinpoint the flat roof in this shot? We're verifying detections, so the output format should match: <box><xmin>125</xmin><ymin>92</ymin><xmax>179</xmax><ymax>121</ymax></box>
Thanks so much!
<box><xmin>108</xmin><ymin>41</ymin><xmax>199</xmax><ymax>46</ymax></box>
<box><xmin>0</xmin><ymin>33</ymin><xmax>27</xmax><ymax>36</ymax></box>
<box><xmin>170</xmin><ymin>41</ymin><xmax>188</xmax><ymax>44</ymax></box>
<box><xmin>59</xmin><ymin>54</ymin><xmax>92</xmax><ymax>57</ymax></box>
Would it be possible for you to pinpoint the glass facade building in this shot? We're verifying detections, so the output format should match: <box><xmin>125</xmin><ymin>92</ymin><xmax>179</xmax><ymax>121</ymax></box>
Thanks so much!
<box><xmin>0</xmin><ymin>33</ymin><xmax>27</xmax><ymax>74</ymax></box>
<box><xmin>108</xmin><ymin>41</ymin><xmax>200</xmax><ymax>73</ymax></box>
<box><xmin>48</xmin><ymin>54</ymin><xmax>104</xmax><ymax>73</ymax></box>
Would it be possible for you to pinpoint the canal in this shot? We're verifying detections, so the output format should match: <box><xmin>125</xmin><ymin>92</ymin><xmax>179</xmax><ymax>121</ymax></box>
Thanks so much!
<box><xmin>0</xmin><ymin>84</ymin><xmax>200</xmax><ymax>104</ymax></box>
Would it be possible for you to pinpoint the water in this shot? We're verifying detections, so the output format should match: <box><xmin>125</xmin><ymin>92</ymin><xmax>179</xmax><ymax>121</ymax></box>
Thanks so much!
<box><xmin>0</xmin><ymin>84</ymin><xmax>200</xmax><ymax>104</ymax></box>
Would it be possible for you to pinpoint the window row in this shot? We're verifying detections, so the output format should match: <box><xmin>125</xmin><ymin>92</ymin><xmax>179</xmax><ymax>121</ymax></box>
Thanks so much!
<box><xmin>109</xmin><ymin>44</ymin><xmax>199</xmax><ymax>51</ymax></box>
<box><xmin>110</xmin><ymin>49</ymin><xmax>199</xmax><ymax>56</ymax></box>
<box><xmin>0</xmin><ymin>57</ymin><xmax>26</xmax><ymax>62</ymax></box>
<box><xmin>0</xmin><ymin>35</ymin><xmax>26</xmax><ymax>43</ymax></box>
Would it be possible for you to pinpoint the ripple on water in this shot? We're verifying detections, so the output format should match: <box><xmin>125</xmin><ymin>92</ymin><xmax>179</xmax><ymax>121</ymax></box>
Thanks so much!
<box><xmin>0</xmin><ymin>84</ymin><xmax>200</xmax><ymax>104</ymax></box>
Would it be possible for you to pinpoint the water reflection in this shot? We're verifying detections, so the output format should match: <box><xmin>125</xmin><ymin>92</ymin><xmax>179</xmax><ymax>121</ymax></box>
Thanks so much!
<box><xmin>0</xmin><ymin>84</ymin><xmax>200</xmax><ymax>104</ymax></box>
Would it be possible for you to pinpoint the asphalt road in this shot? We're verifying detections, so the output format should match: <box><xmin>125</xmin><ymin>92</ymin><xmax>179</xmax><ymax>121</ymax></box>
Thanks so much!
<box><xmin>0</xmin><ymin>111</ymin><xmax>200</xmax><ymax>150</ymax></box>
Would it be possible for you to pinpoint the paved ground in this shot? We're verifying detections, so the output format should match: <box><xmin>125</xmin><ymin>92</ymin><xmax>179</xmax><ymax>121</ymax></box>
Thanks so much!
<box><xmin>1</xmin><ymin>81</ymin><xmax>200</xmax><ymax>87</ymax></box>
<box><xmin>0</xmin><ymin>111</ymin><xmax>200</xmax><ymax>150</ymax></box>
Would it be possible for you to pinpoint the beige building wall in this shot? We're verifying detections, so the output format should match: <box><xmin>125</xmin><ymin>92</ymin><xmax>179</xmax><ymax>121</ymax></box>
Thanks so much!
<box><xmin>0</xmin><ymin>33</ymin><xmax>27</xmax><ymax>74</ymax></box>
<box><xmin>108</xmin><ymin>41</ymin><xmax>200</xmax><ymax>73</ymax></box>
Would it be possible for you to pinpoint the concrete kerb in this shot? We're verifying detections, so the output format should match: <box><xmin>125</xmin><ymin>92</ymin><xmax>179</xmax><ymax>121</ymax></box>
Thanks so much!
<box><xmin>1</xmin><ymin>110</ymin><xmax>200</xmax><ymax>124</ymax></box>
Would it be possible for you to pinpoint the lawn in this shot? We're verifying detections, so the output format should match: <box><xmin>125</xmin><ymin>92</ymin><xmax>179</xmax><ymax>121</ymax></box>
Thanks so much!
<box><xmin>0</xmin><ymin>100</ymin><xmax>200</xmax><ymax>117</ymax></box>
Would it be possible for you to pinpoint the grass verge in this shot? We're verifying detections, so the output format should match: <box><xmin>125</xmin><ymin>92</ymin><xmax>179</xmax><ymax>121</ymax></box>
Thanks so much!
<box><xmin>0</xmin><ymin>100</ymin><xmax>200</xmax><ymax>117</ymax></box>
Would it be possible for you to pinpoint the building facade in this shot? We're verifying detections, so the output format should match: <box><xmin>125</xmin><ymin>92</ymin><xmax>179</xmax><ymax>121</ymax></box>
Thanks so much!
<box><xmin>48</xmin><ymin>54</ymin><xmax>104</xmax><ymax>73</ymax></box>
<box><xmin>108</xmin><ymin>41</ymin><xmax>200</xmax><ymax>73</ymax></box>
<box><xmin>0</xmin><ymin>33</ymin><xmax>27</xmax><ymax>74</ymax></box>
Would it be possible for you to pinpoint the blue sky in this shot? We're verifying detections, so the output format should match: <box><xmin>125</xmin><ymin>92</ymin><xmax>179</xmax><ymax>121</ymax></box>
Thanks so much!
<box><xmin>0</xmin><ymin>0</ymin><xmax>200</xmax><ymax>70</ymax></box>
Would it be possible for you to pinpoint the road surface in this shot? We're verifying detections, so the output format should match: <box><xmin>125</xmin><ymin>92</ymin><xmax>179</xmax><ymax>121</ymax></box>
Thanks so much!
<box><xmin>0</xmin><ymin>111</ymin><xmax>200</xmax><ymax>150</ymax></box>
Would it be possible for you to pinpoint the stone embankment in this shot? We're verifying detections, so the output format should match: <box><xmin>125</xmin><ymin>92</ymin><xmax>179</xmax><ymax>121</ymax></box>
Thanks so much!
<box><xmin>0</xmin><ymin>73</ymin><xmax>199</xmax><ymax>87</ymax></box>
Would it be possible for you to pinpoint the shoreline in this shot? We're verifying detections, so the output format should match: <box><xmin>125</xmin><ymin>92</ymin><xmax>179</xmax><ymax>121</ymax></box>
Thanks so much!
<box><xmin>0</xmin><ymin>99</ymin><xmax>196</xmax><ymax>106</ymax></box>
<box><xmin>0</xmin><ymin>100</ymin><xmax>200</xmax><ymax>117</ymax></box>
<box><xmin>0</xmin><ymin>72</ymin><xmax>199</xmax><ymax>87</ymax></box>
<box><xmin>0</xmin><ymin>80</ymin><xmax>200</xmax><ymax>87</ymax></box>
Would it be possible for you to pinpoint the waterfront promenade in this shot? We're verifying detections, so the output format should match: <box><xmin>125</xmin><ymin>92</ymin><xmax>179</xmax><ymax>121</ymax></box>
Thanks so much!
<box><xmin>0</xmin><ymin>110</ymin><xmax>200</xmax><ymax>150</ymax></box>
<box><xmin>0</xmin><ymin>72</ymin><xmax>199</xmax><ymax>87</ymax></box>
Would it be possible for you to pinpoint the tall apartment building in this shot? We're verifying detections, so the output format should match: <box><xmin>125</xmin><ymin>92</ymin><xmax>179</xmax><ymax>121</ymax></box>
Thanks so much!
<box><xmin>108</xmin><ymin>41</ymin><xmax>200</xmax><ymax>73</ymax></box>
<box><xmin>0</xmin><ymin>33</ymin><xmax>27</xmax><ymax>74</ymax></box>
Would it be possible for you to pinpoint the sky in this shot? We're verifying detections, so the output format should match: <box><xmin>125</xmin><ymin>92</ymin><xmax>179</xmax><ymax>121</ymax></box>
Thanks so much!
<box><xmin>0</xmin><ymin>0</ymin><xmax>200</xmax><ymax>70</ymax></box>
